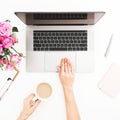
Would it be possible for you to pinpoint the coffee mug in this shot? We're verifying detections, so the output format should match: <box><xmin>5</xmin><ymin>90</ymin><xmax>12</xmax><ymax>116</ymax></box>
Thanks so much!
<box><xmin>34</xmin><ymin>82</ymin><xmax>53</xmax><ymax>101</ymax></box>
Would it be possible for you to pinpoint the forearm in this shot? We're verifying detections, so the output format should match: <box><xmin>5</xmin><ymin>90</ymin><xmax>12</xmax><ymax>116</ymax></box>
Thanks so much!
<box><xmin>63</xmin><ymin>87</ymin><xmax>80</xmax><ymax>120</ymax></box>
<box><xmin>17</xmin><ymin>111</ymin><xmax>29</xmax><ymax>120</ymax></box>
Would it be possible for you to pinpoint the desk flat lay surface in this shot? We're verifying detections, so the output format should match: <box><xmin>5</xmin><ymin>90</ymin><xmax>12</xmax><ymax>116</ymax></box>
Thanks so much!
<box><xmin>0</xmin><ymin>0</ymin><xmax>120</xmax><ymax>120</ymax></box>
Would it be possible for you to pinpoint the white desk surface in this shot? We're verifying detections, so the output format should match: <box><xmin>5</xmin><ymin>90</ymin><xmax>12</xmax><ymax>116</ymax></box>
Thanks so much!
<box><xmin>1</xmin><ymin>0</ymin><xmax>120</xmax><ymax>120</ymax></box>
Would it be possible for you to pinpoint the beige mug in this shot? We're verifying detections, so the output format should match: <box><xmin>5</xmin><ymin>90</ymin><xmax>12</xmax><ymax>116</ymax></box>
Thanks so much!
<box><xmin>34</xmin><ymin>82</ymin><xmax>53</xmax><ymax>101</ymax></box>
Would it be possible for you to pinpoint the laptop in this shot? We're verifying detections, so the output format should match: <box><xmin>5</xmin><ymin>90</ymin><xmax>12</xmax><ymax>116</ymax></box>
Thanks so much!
<box><xmin>15</xmin><ymin>12</ymin><xmax>105</xmax><ymax>73</ymax></box>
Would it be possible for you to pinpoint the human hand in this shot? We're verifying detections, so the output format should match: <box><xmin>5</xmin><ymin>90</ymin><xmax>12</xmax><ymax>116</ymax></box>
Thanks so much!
<box><xmin>57</xmin><ymin>58</ymin><xmax>75</xmax><ymax>89</ymax></box>
<box><xmin>17</xmin><ymin>93</ymin><xmax>40</xmax><ymax>120</ymax></box>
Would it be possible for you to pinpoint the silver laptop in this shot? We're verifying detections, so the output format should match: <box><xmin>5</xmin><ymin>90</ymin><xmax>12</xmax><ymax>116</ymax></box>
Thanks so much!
<box><xmin>15</xmin><ymin>12</ymin><xmax>105</xmax><ymax>73</ymax></box>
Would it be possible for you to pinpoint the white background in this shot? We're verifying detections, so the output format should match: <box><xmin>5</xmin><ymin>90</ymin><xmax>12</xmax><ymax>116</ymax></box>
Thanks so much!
<box><xmin>1</xmin><ymin>0</ymin><xmax>120</xmax><ymax>120</ymax></box>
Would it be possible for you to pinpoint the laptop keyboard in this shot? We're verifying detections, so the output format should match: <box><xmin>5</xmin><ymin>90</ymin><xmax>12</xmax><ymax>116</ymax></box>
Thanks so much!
<box><xmin>33</xmin><ymin>31</ymin><xmax>87</xmax><ymax>51</ymax></box>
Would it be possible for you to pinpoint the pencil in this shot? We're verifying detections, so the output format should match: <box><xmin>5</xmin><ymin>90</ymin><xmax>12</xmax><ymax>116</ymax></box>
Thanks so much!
<box><xmin>104</xmin><ymin>34</ymin><xmax>113</xmax><ymax>57</ymax></box>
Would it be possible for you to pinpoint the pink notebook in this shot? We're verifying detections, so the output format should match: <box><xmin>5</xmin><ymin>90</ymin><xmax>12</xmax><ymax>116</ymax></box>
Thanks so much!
<box><xmin>98</xmin><ymin>63</ymin><xmax>120</xmax><ymax>97</ymax></box>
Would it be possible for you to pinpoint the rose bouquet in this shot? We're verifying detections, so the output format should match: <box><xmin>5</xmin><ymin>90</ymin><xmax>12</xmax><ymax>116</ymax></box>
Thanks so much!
<box><xmin>0</xmin><ymin>20</ymin><xmax>23</xmax><ymax>70</ymax></box>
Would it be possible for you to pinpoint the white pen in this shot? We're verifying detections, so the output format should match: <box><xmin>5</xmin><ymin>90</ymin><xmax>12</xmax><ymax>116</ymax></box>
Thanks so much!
<box><xmin>104</xmin><ymin>34</ymin><xmax>113</xmax><ymax>57</ymax></box>
<box><xmin>0</xmin><ymin>78</ymin><xmax>13</xmax><ymax>101</ymax></box>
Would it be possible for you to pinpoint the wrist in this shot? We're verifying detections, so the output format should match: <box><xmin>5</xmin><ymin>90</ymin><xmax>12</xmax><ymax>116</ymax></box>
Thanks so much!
<box><xmin>17</xmin><ymin>111</ymin><xmax>28</xmax><ymax>120</ymax></box>
<box><xmin>63</xmin><ymin>85</ymin><xmax>73</xmax><ymax>92</ymax></box>
<box><xmin>62</xmin><ymin>85</ymin><xmax>75</xmax><ymax>103</ymax></box>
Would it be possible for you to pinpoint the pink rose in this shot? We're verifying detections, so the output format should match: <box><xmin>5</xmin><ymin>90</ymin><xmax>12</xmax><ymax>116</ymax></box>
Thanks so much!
<box><xmin>2</xmin><ymin>36</ymin><xmax>14</xmax><ymax>48</ymax></box>
<box><xmin>0</xmin><ymin>35</ymin><xmax>3</xmax><ymax>42</ymax></box>
<box><xmin>10</xmin><ymin>54</ymin><xmax>22</xmax><ymax>65</ymax></box>
<box><xmin>0</xmin><ymin>44</ymin><xmax>2</xmax><ymax>54</ymax></box>
<box><xmin>0</xmin><ymin>21</ymin><xmax>12</xmax><ymax>36</ymax></box>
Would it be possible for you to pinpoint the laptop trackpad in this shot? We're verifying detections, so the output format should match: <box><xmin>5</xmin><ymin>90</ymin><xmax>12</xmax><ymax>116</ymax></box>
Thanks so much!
<box><xmin>26</xmin><ymin>51</ymin><xmax>44</xmax><ymax>72</ymax></box>
<box><xmin>45</xmin><ymin>52</ymin><xmax>76</xmax><ymax>72</ymax></box>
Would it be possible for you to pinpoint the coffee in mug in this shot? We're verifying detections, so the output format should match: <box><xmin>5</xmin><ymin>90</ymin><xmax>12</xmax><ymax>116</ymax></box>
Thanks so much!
<box><xmin>36</xmin><ymin>82</ymin><xmax>52</xmax><ymax>99</ymax></box>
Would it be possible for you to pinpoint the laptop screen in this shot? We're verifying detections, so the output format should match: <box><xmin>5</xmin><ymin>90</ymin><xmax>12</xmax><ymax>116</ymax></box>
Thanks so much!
<box><xmin>15</xmin><ymin>12</ymin><xmax>105</xmax><ymax>25</ymax></box>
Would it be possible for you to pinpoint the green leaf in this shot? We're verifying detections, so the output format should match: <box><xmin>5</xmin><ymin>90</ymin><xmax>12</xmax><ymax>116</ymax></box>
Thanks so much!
<box><xmin>0</xmin><ymin>62</ymin><xmax>3</xmax><ymax>68</ymax></box>
<box><xmin>3</xmin><ymin>57</ymin><xmax>8</xmax><ymax>64</ymax></box>
<box><xmin>0</xmin><ymin>55</ymin><xmax>3</xmax><ymax>59</ymax></box>
<box><xmin>12</xmin><ymin>27</ymin><xmax>19</xmax><ymax>32</ymax></box>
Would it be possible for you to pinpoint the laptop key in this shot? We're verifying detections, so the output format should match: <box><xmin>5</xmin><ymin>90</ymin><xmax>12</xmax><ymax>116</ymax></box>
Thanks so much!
<box><xmin>49</xmin><ymin>48</ymin><xmax>67</xmax><ymax>51</ymax></box>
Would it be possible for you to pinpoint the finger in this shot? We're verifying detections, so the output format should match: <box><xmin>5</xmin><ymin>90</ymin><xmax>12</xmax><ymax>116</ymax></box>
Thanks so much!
<box><xmin>60</xmin><ymin>58</ymin><xmax>64</xmax><ymax>67</ymax></box>
<box><xmin>64</xmin><ymin>58</ymin><xmax>66</xmax><ymax>72</ymax></box>
<box><xmin>25</xmin><ymin>93</ymin><xmax>35</xmax><ymax>102</ymax></box>
<box><xmin>57</xmin><ymin>66</ymin><xmax>60</xmax><ymax>72</ymax></box>
<box><xmin>64</xmin><ymin>58</ymin><xmax>68</xmax><ymax>73</ymax></box>
<box><xmin>66</xmin><ymin>58</ymin><xmax>71</xmax><ymax>73</ymax></box>
<box><xmin>61</xmin><ymin>59</ymin><xmax>65</xmax><ymax>74</ymax></box>
<box><xmin>66</xmin><ymin>58</ymin><xmax>70</xmax><ymax>73</ymax></box>
<box><xmin>57</xmin><ymin>66</ymin><xmax>61</xmax><ymax>76</ymax></box>
<box><xmin>31</xmin><ymin>99</ymin><xmax>41</xmax><ymax>111</ymax></box>
<box><xmin>68</xmin><ymin>59</ymin><xmax>73</xmax><ymax>73</ymax></box>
